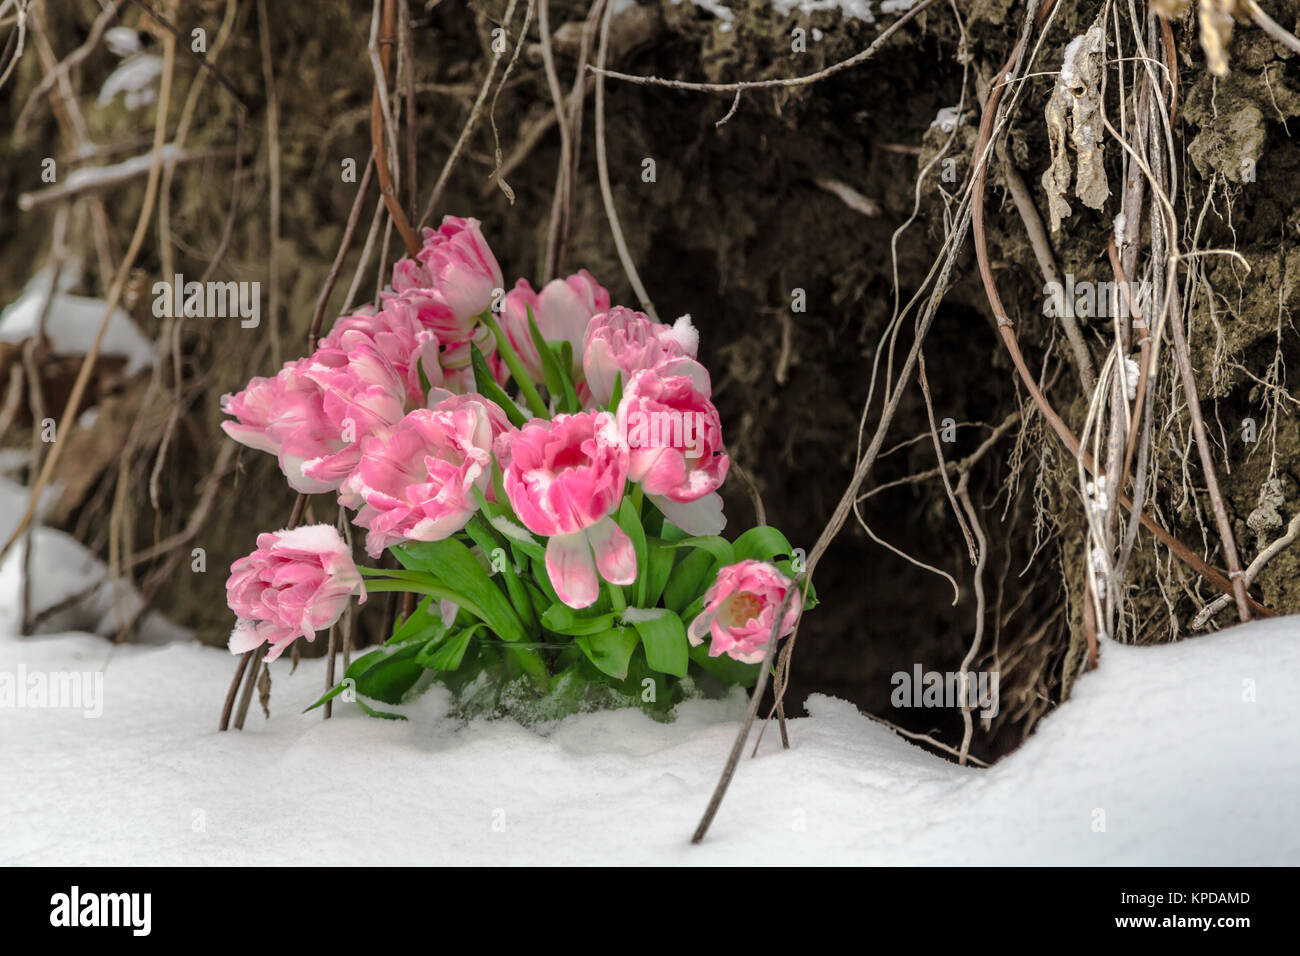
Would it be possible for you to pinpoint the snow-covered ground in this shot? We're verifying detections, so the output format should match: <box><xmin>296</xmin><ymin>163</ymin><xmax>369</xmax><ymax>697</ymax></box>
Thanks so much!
<box><xmin>2</xmin><ymin>474</ymin><xmax>1297</xmax><ymax>863</ymax></box>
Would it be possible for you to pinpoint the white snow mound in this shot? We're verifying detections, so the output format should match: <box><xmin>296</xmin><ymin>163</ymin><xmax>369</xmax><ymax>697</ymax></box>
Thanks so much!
<box><xmin>1</xmin><ymin>601</ymin><xmax>1297</xmax><ymax>864</ymax></box>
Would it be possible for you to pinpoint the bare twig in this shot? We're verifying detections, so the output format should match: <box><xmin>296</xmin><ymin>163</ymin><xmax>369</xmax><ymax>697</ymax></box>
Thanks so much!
<box><xmin>480</xmin><ymin>78</ymin><xmax>594</xmax><ymax>199</ymax></box>
<box><xmin>1245</xmin><ymin>1</ymin><xmax>1300</xmax><ymax>58</ymax></box>
<box><xmin>370</xmin><ymin>0</ymin><xmax>421</xmax><ymax>256</ymax></box>
<box><xmin>0</xmin><ymin>17</ymin><xmax>177</xmax><ymax>567</ymax></box>
<box><xmin>257</xmin><ymin>0</ymin><xmax>285</xmax><ymax>364</ymax></box>
<box><xmin>594</xmin><ymin>0</ymin><xmax>655</xmax><ymax>318</ymax></box>
<box><xmin>308</xmin><ymin>151</ymin><xmax>377</xmax><ymax>350</ymax></box>
<box><xmin>714</xmin><ymin>90</ymin><xmax>742</xmax><ymax>127</ymax></box>
<box><xmin>233</xmin><ymin>645</ymin><xmax>267</xmax><ymax>730</ymax></box>
<box><xmin>729</xmin><ymin>460</ymin><xmax>766</xmax><ymax>527</ymax></box>
<box><xmin>812</xmin><ymin>176</ymin><xmax>882</xmax><ymax>218</ymax></box>
<box><xmin>995</xmin><ymin>138</ymin><xmax>1096</xmax><ymax>392</ymax></box>
<box><xmin>592</xmin><ymin>0</ymin><xmax>941</xmax><ymax>93</ymax></box>
<box><xmin>418</xmin><ymin>0</ymin><xmax>522</xmax><ymax>228</ymax></box>
<box><xmin>1164</xmin><ymin>278</ymin><xmax>1252</xmax><ymax>622</ymax></box>
<box><xmin>17</xmin><ymin>146</ymin><xmax>234</xmax><ymax>210</ymax></box>
<box><xmin>0</xmin><ymin>0</ymin><xmax>28</xmax><ymax>92</ymax></box>
<box><xmin>485</xmin><ymin>0</ymin><xmax>536</xmax><ymax>204</ymax></box>
<box><xmin>540</xmin><ymin>0</ymin><xmax>576</xmax><ymax>278</ymax></box>
<box><xmin>1192</xmin><ymin>510</ymin><xmax>1300</xmax><ymax>629</ymax></box>
<box><xmin>918</xmin><ymin>354</ymin><xmax>977</xmax><ymax>563</ymax></box>
<box><xmin>15</xmin><ymin>0</ymin><xmax>124</xmax><ymax>134</ymax></box>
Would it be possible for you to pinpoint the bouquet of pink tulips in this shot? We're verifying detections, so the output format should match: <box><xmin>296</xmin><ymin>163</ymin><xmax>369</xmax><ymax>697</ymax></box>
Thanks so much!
<box><xmin>221</xmin><ymin>217</ymin><xmax>815</xmax><ymax>720</ymax></box>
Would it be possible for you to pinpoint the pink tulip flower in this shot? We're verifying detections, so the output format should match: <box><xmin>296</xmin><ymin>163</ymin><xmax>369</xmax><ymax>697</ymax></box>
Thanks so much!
<box><xmin>297</xmin><ymin>329</ymin><xmax>425</xmax><ymax>489</ymax></box>
<box><xmin>389</xmin><ymin>216</ymin><xmax>504</xmax><ymax>342</ymax></box>
<box><xmin>227</xmin><ymin>524</ymin><xmax>366</xmax><ymax>662</ymax></box>
<box><xmin>616</xmin><ymin>368</ymin><xmax>729</xmax><ymax>535</ymax></box>
<box><xmin>583</xmin><ymin>307</ymin><xmax>703</xmax><ymax>407</ymax></box>
<box><xmin>427</xmin><ymin>388</ymin><xmax>513</xmax><ymax>438</ymax></box>
<box><xmin>220</xmin><ymin>358</ymin><xmax>344</xmax><ymax>495</ymax></box>
<box><xmin>340</xmin><ymin>403</ymin><xmax>497</xmax><ymax>557</ymax></box>
<box><xmin>687</xmin><ymin>560</ymin><xmax>801</xmax><ymax>664</ymax></box>
<box><xmin>321</xmin><ymin>297</ymin><xmax>441</xmax><ymax>403</ymax></box>
<box><xmin>501</xmin><ymin>270</ymin><xmax>610</xmax><ymax>383</ymax></box>
<box><xmin>497</xmin><ymin>411</ymin><xmax>635</xmax><ymax>608</ymax></box>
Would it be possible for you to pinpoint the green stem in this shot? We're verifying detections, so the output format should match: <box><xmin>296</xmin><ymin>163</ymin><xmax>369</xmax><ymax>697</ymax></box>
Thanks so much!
<box><xmin>607</xmin><ymin>580</ymin><xmax>627</xmax><ymax>614</ymax></box>
<box><xmin>480</xmin><ymin>310</ymin><xmax>549</xmax><ymax>419</ymax></box>
<box><xmin>465</xmin><ymin>515</ymin><xmax>539</xmax><ymax>635</ymax></box>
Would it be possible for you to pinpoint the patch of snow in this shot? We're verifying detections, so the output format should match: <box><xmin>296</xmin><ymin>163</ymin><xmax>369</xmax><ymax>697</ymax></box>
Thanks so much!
<box><xmin>0</xmin><ymin>472</ymin><xmax>57</xmax><ymax>541</ymax></box>
<box><xmin>1124</xmin><ymin>356</ymin><xmax>1140</xmax><ymax>401</ymax></box>
<box><xmin>0</xmin><ymin>478</ymin><xmax>190</xmax><ymax>646</ymax></box>
<box><xmin>104</xmin><ymin>26</ymin><xmax>143</xmax><ymax>58</ymax></box>
<box><xmin>667</xmin><ymin>314</ymin><xmax>699</xmax><ymax>355</ymax></box>
<box><xmin>488</xmin><ymin>513</ymin><xmax>538</xmax><ymax>547</ymax></box>
<box><xmin>675</xmin><ymin>0</ymin><xmax>734</xmax><ymax>28</ymax></box>
<box><xmin>931</xmin><ymin>106</ymin><xmax>962</xmax><ymax>133</ymax></box>
<box><xmin>0</xmin><ymin>272</ymin><xmax>155</xmax><ymax>375</ymax></box>
<box><xmin>1058</xmin><ymin>34</ymin><xmax>1089</xmax><ymax>91</ymax></box>
<box><xmin>98</xmin><ymin>54</ymin><xmax>163</xmax><ymax>109</ymax></box>
<box><xmin>1113</xmin><ymin>211</ymin><xmax>1127</xmax><ymax>241</ymax></box>
<box><xmin>771</xmin><ymin>0</ymin><xmax>875</xmax><ymax>22</ymax></box>
<box><xmin>620</xmin><ymin>606</ymin><xmax>668</xmax><ymax>624</ymax></box>
<box><xmin>2</xmin><ymin>581</ymin><xmax>1297</xmax><ymax>863</ymax></box>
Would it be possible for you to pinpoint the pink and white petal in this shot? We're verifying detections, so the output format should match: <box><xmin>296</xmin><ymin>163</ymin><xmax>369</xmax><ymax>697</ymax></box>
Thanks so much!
<box><xmin>438</xmin><ymin>599</ymin><xmax>459</xmax><ymax>627</ymax></box>
<box><xmin>221</xmin><ymin>420</ymin><xmax>281</xmax><ymax>456</ymax></box>
<box><xmin>264</xmin><ymin>634</ymin><xmax>304</xmax><ymax>663</ymax></box>
<box><xmin>229</xmin><ymin>620</ymin><xmax>264</xmax><ymax>655</ymax></box>
<box><xmin>650</xmin><ymin>491</ymin><xmax>726</xmax><ymax>536</ymax></box>
<box><xmin>687</xmin><ymin>609</ymin><xmax>715</xmax><ymax>647</ymax></box>
<box><xmin>279</xmin><ymin>453</ymin><xmax>340</xmax><ymax>495</ymax></box>
<box><xmin>728</xmin><ymin>645</ymin><xmax>766</xmax><ymax>665</ymax></box>
<box><xmin>629</xmin><ymin>445</ymin><xmax>687</xmax><ymax>495</ymax></box>
<box><xmin>545</xmin><ymin>531</ymin><xmax>600</xmax><ymax>609</ymax></box>
<box><xmin>587</xmin><ymin>515</ymin><xmax>637</xmax><ymax>586</ymax></box>
<box><xmin>654</xmin><ymin>356</ymin><xmax>711</xmax><ymax>395</ymax></box>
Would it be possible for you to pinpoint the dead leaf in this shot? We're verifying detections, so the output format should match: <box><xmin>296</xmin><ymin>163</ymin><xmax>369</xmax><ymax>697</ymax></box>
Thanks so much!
<box><xmin>1041</xmin><ymin>23</ymin><xmax>1110</xmax><ymax>231</ymax></box>
<box><xmin>258</xmin><ymin>663</ymin><xmax>272</xmax><ymax>719</ymax></box>
<box><xmin>1199</xmin><ymin>0</ymin><xmax>1242</xmax><ymax>77</ymax></box>
<box><xmin>1153</xmin><ymin>0</ymin><xmax>1194</xmax><ymax>17</ymax></box>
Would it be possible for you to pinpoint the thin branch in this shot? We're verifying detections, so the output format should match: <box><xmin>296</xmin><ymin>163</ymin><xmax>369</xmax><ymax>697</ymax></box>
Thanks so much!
<box><xmin>370</xmin><ymin>0</ymin><xmax>421</xmax><ymax>256</ymax></box>
<box><xmin>308</xmin><ymin>151</ymin><xmax>377</xmax><ymax>350</ymax></box>
<box><xmin>1246</xmin><ymin>0</ymin><xmax>1300</xmax><ymax>58</ymax></box>
<box><xmin>591</xmin><ymin>0</ymin><xmax>940</xmax><ymax>93</ymax></box>
<box><xmin>418</xmin><ymin>0</ymin><xmax>522</xmax><ymax>228</ymax></box>
<box><xmin>1191</xmin><ymin>510</ymin><xmax>1300</xmax><ymax>629</ymax></box>
<box><xmin>15</xmin><ymin>0</ymin><xmax>124</xmax><ymax>133</ymax></box>
<box><xmin>0</xmin><ymin>18</ymin><xmax>177</xmax><ymax>567</ymax></box>
<box><xmin>594</xmin><ymin>0</ymin><xmax>655</xmax><ymax>318</ymax></box>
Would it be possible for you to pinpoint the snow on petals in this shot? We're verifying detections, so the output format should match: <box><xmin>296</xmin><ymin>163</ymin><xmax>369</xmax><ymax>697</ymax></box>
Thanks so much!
<box><xmin>226</xmin><ymin>525</ymin><xmax>366</xmax><ymax>662</ymax></box>
<box><xmin>582</xmin><ymin>306</ymin><xmax>704</xmax><ymax>408</ymax></box>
